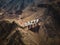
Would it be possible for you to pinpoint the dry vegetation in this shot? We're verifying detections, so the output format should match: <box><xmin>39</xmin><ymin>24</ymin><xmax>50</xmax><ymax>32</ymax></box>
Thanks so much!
<box><xmin>0</xmin><ymin>0</ymin><xmax>60</xmax><ymax>45</ymax></box>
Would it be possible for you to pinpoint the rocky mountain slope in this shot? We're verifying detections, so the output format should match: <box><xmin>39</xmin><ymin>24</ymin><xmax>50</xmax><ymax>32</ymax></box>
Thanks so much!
<box><xmin>0</xmin><ymin>0</ymin><xmax>60</xmax><ymax>45</ymax></box>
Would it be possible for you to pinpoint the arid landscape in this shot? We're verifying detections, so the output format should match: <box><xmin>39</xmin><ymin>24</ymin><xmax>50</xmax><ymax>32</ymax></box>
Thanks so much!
<box><xmin>0</xmin><ymin>0</ymin><xmax>60</xmax><ymax>45</ymax></box>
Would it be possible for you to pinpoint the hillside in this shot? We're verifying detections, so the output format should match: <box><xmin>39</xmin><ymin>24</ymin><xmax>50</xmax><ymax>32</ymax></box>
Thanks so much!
<box><xmin>0</xmin><ymin>0</ymin><xmax>60</xmax><ymax>45</ymax></box>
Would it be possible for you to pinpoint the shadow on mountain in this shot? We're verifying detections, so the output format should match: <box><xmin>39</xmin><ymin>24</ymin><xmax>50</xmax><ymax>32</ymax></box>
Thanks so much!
<box><xmin>0</xmin><ymin>21</ymin><xmax>25</xmax><ymax>45</ymax></box>
<box><xmin>29</xmin><ymin>25</ymin><xmax>40</xmax><ymax>33</ymax></box>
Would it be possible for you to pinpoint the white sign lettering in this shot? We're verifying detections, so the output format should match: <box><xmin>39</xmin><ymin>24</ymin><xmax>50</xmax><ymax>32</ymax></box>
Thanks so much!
<box><xmin>24</xmin><ymin>19</ymin><xmax>39</xmax><ymax>26</ymax></box>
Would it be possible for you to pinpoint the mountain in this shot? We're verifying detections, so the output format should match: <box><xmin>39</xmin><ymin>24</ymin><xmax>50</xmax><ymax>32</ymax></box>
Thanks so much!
<box><xmin>0</xmin><ymin>0</ymin><xmax>34</xmax><ymax>12</ymax></box>
<box><xmin>0</xmin><ymin>0</ymin><xmax>60</xmax><ymax>45</ymax></box>
<box><xmin>0</xmin><ymin>0</ymin><xmax>52</xmax><ymax>12</ymax></box>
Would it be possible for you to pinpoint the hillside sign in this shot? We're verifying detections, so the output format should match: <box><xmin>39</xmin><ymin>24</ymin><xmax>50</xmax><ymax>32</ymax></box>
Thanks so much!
<box><xmin>24</xmin><ymin>19</ymin><xmax>39</xmax><ymax>27</ymax></box>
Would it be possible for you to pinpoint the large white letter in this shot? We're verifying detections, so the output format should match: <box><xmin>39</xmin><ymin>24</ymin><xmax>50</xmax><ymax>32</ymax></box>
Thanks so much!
<box><xmin>27</xmin><ymin>21</ymin><xmax>31</xmax><ymax>25</ymax></box>
<box><xmin>36</xmin><ymin>19</ymin><xmax>39</xmax><ymax>23</ymax></box>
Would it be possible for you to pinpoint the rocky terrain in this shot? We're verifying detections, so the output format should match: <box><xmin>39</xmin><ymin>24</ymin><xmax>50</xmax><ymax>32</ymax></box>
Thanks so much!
<box><xmin>0</xmin><ymin>0</ymin><xmax>60</xmax><ymax>45</ymax></box>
